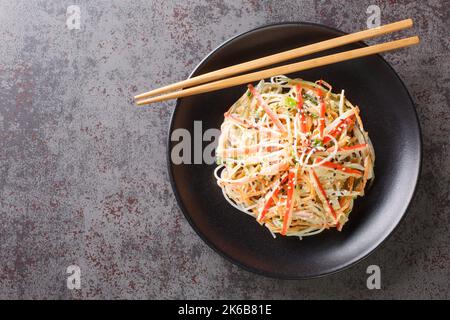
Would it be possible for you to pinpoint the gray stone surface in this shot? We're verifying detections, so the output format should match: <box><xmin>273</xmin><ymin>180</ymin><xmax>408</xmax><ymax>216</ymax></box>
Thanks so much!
<box><xmin>0</xmin><ymin>0</ymin><xmax>448</xmax><ymax>299</ymax></box>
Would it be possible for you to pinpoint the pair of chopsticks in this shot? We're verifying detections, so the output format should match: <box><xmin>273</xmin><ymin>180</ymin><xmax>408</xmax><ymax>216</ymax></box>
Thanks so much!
<box><xmin>135</xmin><ymin>19</ymin><xmax>419</xmax><ymax>105</ymax></box>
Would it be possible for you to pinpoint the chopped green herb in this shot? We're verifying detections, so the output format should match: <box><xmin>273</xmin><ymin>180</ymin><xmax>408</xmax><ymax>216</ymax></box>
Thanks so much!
<box><xmin>312</xmin><ymin>139</ymin><xmax>323</xmax><ymax>148</ymax></box>
<box><xmin>285</xmin><ymin>96</ymin><xmax>297</xmax><ymax>109</ymax></box>
<box><xmin>247</xmin><ymin>91</ymin><xmax>252</xmax><ymax>98</ymax></box>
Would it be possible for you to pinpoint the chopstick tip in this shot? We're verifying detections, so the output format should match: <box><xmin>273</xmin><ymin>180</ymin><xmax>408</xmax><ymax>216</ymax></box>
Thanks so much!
<box><xmin>406</xmin><ymin>18</ymin><xmax>414</xmax><ymax>27</ymax></box>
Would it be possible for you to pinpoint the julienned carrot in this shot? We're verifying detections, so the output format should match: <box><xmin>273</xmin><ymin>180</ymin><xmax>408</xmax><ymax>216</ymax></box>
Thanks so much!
<box><xmin>311</xmin><ymin>169</ymin><xmax>337</xmax><ymax>220</ymax></box>
<box><xmin>315</xmin><ymin>157</ymin><xmax>363</xmax><ymax>176</ymax></box>
<box><xmin>258</xmin><ymin>175</ymin><xmax>289</xmax><ymax>221</ymax></box>
<box><xmin>248</xmin><ymin>84</ymin><xmax>287</xmax><ymax>133</ymax></box>
<box><xmin>281</xmin><ymin>171</ymin><xmax>296</xmax><ymax>235</ymax></box>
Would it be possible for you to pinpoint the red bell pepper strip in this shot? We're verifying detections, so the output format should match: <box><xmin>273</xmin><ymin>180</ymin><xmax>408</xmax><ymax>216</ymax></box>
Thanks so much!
<box><xmin>281</xmin><ymin>171</ymin><xmax>296</xmax><ymax>235</ymax></box>
<box><xmin>258</xmin><ymin>175</ymin><xmax>289</xmax><ymax>222</ymax></box>
<box><xmin>311</xmin><ymin>169</ymin><xmax>337</xmax><ymax>220</ymax></box>
<box><xmin>248</xmin><ymin>84</ymin><xmax>286</xmax><ymax>133</ymax></box>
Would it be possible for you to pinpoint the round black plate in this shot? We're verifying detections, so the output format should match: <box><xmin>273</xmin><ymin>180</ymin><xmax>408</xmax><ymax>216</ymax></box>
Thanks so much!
<box><xmin>167</xmin><ymin>22</ymin><xmax>421</xmax><ymax>278</ymax></box>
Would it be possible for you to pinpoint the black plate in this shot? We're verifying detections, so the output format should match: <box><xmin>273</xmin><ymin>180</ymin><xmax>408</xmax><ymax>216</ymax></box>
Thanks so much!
<box><xmin>167</xmin><ymin>22</ymin><xmax>421</xmax><ymax>278</ymax></box>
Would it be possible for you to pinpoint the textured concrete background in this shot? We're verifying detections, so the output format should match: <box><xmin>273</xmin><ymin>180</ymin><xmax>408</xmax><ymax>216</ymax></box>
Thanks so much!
<box><xmin>0</xmin><ymin>0</ymin><xmax>448</xmax><ymax>299</ymax></box>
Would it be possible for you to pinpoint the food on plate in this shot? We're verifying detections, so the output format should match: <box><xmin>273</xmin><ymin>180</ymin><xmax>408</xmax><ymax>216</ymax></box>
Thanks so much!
<box><xmin>215</xmin><ymin>76</ymin><xmax>375</xmax><ymax>238</ymax></box>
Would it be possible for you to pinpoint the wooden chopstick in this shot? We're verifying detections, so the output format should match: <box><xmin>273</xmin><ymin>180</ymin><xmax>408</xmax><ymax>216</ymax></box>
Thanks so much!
<box><xmin>136</xmin><ymin>36</ymin><xmax>419</xmax><ymax>105</ymax></box>
<box><xmin>134</xmin><ymin>19</ymin><xmax>413</xmax><ymax>101</ymax></box>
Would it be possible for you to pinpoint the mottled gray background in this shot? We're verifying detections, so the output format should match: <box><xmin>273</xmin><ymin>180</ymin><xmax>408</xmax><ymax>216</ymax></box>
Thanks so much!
<box><xmin>0</xmin><ymin>0</ymin><xmax>448</xmax><ymax>299</ymax></box>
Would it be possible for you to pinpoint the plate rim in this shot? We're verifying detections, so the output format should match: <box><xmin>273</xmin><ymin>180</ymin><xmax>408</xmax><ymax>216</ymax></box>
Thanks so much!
<box><xmin>166</xmin><ymin>21</ymin><xmax>423</xmax><ymax>279</ymax></box>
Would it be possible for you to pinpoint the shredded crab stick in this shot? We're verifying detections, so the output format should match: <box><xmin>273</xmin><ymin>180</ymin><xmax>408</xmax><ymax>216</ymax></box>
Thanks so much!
<box><xmin>316</xmin><ymin>89</ymin><xmax>326</xmax><ymax>139</ymax></box>
<box><xmin>281</xmin><ymin>171</ymin><xmax>296</xmax><ymax>235</ymax></box>
<box><xmin>215</xmin><ymin>76</ymin><xmax>375</xmax><ymax>239</ymax></box>
<box><xmin>218</xmin><ymin>143</ymin><xmax>282</xmax><ymax>158</ymax></box>
<box><xmin>323</xmin><ymin>116</ymin><xmax>354</xmax><ymax>144</ymax></box>
<box><xmin>248</xmin><ymin>84</ymin><xmax>287</xmax><ymax>133</ymax></box>
<box><xmin>315</xmin><ymin>157</ymin><xmax>364</xmax><ymax>177</ymax></box>
<box><xmin>333</xmin><ymin>143</ymin><xmax>368</xmax><ymax>151</ymax></box>
<box><xmin>296</xmin><ymin>85</ymin><xmax>307</xmax><ymax>134</ymax></box>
